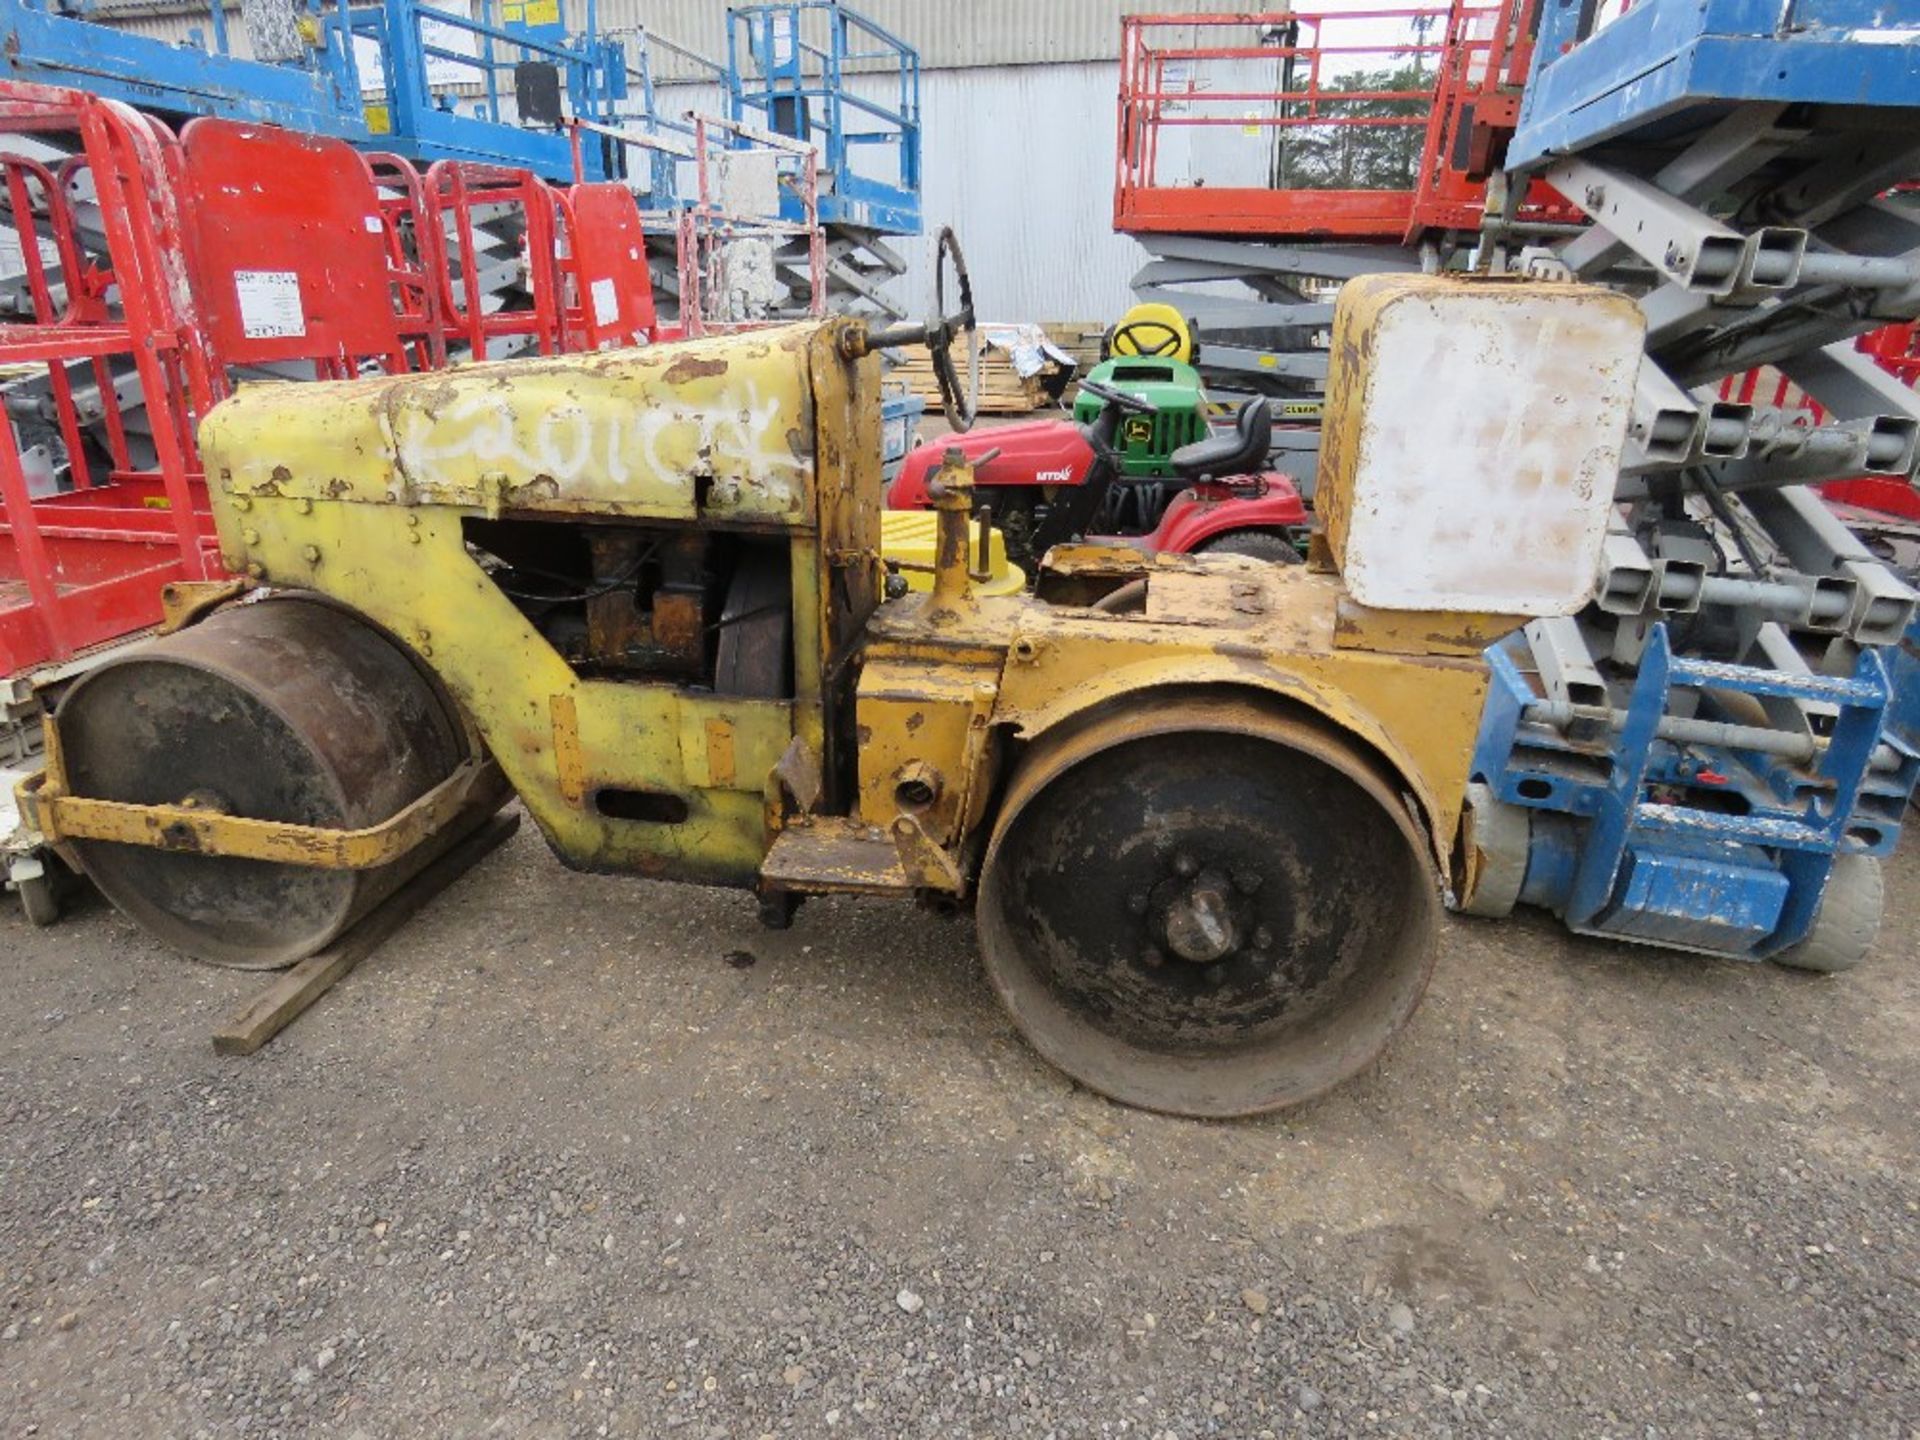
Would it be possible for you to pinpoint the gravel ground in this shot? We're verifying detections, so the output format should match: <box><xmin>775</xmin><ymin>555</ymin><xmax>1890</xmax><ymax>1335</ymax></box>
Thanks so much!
<box><xmin>2</xmin><ymin>817</ymin><xmax>1916</xmax><ymax>1439</ymax></box>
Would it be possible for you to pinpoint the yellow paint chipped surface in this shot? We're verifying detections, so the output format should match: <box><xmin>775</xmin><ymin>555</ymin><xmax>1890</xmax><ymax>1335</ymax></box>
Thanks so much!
<box><xmin>201</xmin><ymin>325</ymin><xmax>823</xmax><ymax>523</ymax></box>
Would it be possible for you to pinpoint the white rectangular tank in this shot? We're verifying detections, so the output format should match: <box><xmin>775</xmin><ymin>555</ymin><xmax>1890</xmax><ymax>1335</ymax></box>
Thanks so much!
<box><xmin>1316</xmin><ymin>273</ymin><xmax>1643</xmax><ymax>615</ymax></box>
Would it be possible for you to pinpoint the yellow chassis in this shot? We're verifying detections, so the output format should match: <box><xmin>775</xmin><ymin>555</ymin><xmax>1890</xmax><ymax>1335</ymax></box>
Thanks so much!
<box><xmin>20</xmin><ymin>316</ymin><xmax>1518</xmax><ymax>908</ymax></box>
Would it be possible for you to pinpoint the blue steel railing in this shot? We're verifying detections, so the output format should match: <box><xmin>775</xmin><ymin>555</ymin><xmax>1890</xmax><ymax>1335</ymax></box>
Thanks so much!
<box><xmin>0</xmin><ymin>0</ymin><xmax>924</xmax><ymax>220</ymax></box>
<box><xmin>0</xmin><ymin>0</ymin><xmax>366</xmax><ymax>134</ymax></box>
<box><xmin>613</xmin><ymin>23</ymin><xmax>727</xmax><ymax>212</ymax></box>
<box><xmin>726</xmin><ymin>1</ymin><xmax>920</xmax><ymax>234</ymax></box>
<box><xmin>340</xmin><ymin>0</ymin><xmax>629</xmax><ymax>179</ymax></box>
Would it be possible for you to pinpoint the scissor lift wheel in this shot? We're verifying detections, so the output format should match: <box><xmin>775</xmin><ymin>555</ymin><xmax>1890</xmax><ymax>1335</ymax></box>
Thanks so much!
<box><xmin>1772</xmin><ymin>854</ymin><xmax>1884</xmax><ymax>976</ymax></box>
<box><xmin>16</xmin><ymin>869</ymin><xmax>58</xmax><ymax>927</ymax></box>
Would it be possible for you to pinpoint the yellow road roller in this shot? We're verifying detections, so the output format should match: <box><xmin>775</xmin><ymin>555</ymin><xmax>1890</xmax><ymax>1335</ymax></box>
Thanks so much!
<box><xmin>19</xmin><ymin>264</ymin><xmax>1644</xmax><ymax>1116</ymax></box>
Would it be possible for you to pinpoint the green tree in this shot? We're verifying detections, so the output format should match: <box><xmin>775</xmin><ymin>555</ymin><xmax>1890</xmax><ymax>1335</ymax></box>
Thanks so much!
<box><xmin>1272</xmin><ymin>63</ymin><xmax>1431</xmax><ymax>192</ymax></box>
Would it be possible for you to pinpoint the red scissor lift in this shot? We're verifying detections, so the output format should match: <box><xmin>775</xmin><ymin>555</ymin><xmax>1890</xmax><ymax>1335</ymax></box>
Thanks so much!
<box><xmin>1114</xmin><ymin>2</ymin><xmax>1573</xmax><ymax>246</ymax></box>
<box><xmin>1110</xmin><ymin>3</ymin><xmax>1578</xmax><ymax>411</ymax></box>
<box><xmin>0</xmin><ymin>83</ymin><xmax>664</xmax><ymax>691</ymax></box>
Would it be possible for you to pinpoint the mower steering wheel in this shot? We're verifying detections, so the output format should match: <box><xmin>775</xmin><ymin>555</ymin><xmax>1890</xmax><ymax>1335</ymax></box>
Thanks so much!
<box><xmin>928</xmin><ymin>227</ymin><xmax>979</xmax><ymax>433</ymax></box>
<box><xmin>1079</xmin><ymin>378</ymin><xmax>1158</xmax><ymax>416</ymax></box>
<box><xmin>1109</xmin><ymin>318</ymin><xmax>1185</xmax><ymax>359</ymax></box>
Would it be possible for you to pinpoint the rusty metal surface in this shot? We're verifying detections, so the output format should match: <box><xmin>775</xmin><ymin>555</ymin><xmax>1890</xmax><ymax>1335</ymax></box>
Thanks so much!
<box><xmin>157</xmin><ymin>579</ymin><xmax>249</xmax><ymax>635</ymax></box>
<box><xmin>548</xmin><ymin>693</ymin><xmax>587</xmax><ymax>806</ymax></box>
<box><xmin>650</xmin><ymin>589</ymin><xmax>708</xmax><ymax>671</ymax></box>
<box><xmin>187</xmin><ymin>322</ymin><xmax>883</xmax><ymax>890</ymax></box>
<box><xmin>48</xmin><ymin>597</ymin><xmax>479</xmax><ymax>968</ymax></box>
<box><xmin>1331</xmin><ymin>598</ymin><xmax>1527</xmax><ymax>657</ymax></box>
<box><xmin>760</xmin><ymin>817</ymin><xmax>915</xmax><ymax>897</ymax></box>
<box><xmin>581</xmin><ymin>532</ymin><xmax>659</xmax><ymax>669</ymax></box>
<box><xmin>860</xmin><ymin>557</ymin><xmax>1491</xmax><ymax>885</ymax></box>
<box><xmin>974</xmin><ymin>695</ymin><xmax>1440</xmax><ymax>1118</ymax></box>
<box><xmin>1142</xmin><ymin>568</ymin><xmax>1270</xmax><ymax>628</ymax></box>
<box><xmin>855</xmin><ymin>652</ymin><xmax>1003</xmax><ymax>851</ymax></box>
<box><xmin>201</xmin><ymin>324</ymin><xmax>837</xmax><ymax>527</ymax></box>
<box><xmin>889</xmin><ymin>812</ymin><xmax>966</xmax><ymax>893</ymax></box>
<box><xmin>27</xmin><ymin>756</ymin><xmax>497</xmax><ymax>871</ymax></box>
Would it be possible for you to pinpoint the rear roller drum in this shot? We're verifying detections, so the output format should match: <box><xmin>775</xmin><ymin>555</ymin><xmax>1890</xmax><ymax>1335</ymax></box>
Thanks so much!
<box><xmin>977</xmin><ymin>704</ymin><xmax>1439</xmax><ymax>1116</ymax></box>
<box><xmin>56</xmin><ymin>597</ymin><xmax>481</xmax><ymax>970</ymax></box>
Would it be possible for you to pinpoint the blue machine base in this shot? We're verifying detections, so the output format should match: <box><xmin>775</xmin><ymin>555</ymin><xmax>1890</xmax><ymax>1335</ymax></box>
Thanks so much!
<box><xmin>1510</xmin><ymin>0</ymin><xmax>1920</xmax><ymax>170</ymax></box>
<box><xmin>1591</xmin><ymin>839</ymin><xmax>1789</xmax><ymax>953</ymax></box>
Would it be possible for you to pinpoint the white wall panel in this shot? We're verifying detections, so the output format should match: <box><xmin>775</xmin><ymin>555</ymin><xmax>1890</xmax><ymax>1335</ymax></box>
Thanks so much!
<box><xmin>901</xmin><ymin>63</ymin><xmax>1148</xmax><ymax>324</ymax></box>
<box><xmin>607</xmin><ymin>1</ymin><xmax>1286</xmax><ymax>78</ymax></box>
<box><xmin>663</xmin><ymin>61</ymin><xmax>1145</xmax><ymax>324</ymax></box>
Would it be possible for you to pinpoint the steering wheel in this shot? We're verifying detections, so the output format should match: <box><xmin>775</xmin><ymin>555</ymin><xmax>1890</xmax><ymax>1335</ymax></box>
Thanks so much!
<box><xmin>1109</xmin><ymin>317</ymin><xmax>1186</xmax><ymax>359</ymax></box>
<box><xmin>1079</xmin><ymin>377</ymin><xmax>1159</xmax><ymax>416</ymax></box>
<box><xmin>928</xmin><ymin>227</ymin><xmax>978</xmax><ymax>433</ymax></box>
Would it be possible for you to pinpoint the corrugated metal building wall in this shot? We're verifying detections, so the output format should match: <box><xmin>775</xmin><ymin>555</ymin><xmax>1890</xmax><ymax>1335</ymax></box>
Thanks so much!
<box><xmin>92</xmin><ymin>2</ymin><xmax>1291</xmax><ymax>321</ymax></box>
<box><xmin>626</xmin><ymin>1</ymin><xmax>1277</xmax><ymax>76</ymax></box>
<box><xmin>905</xmin><ymin>62</ymin><xmax>1141</xmax><ymax>324</ymax></box>
<box><xmin>652</xmin><ymin>61</ymin><xmax>1144</xmax><ymax>323</ymax></box>
<box><xmin>98</xmin><ymin>1</ymin><xmax>1278</xmax><ymax>69</ymax></box>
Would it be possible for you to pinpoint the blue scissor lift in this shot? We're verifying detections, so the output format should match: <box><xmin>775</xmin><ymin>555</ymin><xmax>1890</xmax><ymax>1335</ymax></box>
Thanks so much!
<box><xmin>1462</xmin><ymin>0</ymin><xmax>1920</xmax><ymax>972</ymax></box>
<box><xmin>0</xmin><ymin>0</ymin><xmax>925</xmax><ymax>321</ymax></box>
<box><xmin>721</xmin><ymin>2</ymin><xmax>921</xmax><ymax>319</ymax></box>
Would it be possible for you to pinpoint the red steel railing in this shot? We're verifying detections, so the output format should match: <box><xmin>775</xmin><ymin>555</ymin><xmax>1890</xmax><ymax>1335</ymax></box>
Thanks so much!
<box><xmin>1113</xmin><ymin>2</ymin><xmax>1573</xmax><ymax>243</ymax></box>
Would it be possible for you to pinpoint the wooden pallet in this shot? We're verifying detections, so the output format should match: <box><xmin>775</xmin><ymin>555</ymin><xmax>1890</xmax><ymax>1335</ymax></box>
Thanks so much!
<box><xmin>1044</xmin><ymin>323</ymin><xmax>1108</xmax><ymax>376</ymax></box>
<box><xmin>891</xmin><ymin>345</ymin><xmax>1060</xmax><ymax>415</ymax></box>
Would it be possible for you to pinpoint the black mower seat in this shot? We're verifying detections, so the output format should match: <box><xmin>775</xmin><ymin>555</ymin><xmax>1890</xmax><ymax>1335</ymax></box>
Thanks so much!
<box><xmin>1169</xmin><ymin>398</ymin><xmax>1271</xmax><ymax>481</ymax></box>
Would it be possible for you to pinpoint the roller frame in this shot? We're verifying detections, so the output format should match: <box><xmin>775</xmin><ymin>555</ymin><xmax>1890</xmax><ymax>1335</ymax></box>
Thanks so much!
<box><xmin>20</xmin><ymin>732</ymin><xmax>500</xmax><ymax>871</ymax></box>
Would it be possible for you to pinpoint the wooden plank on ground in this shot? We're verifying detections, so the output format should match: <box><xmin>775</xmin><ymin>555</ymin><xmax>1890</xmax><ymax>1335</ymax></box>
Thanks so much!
<box><xmin>211</xmin><ymin>811</ymin><xmax>521</xmax><ymax>1057</ymax></box>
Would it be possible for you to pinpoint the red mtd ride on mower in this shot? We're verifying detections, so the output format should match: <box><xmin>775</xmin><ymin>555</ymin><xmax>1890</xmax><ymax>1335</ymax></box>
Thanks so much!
<box><xmin>888</xmin><ymin>306</ymin><xmax>1306</xmax><ymax>568</ymax></box>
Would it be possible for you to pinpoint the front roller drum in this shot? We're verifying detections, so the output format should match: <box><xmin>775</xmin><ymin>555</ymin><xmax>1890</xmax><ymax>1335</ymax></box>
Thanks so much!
<box><xmin>977</xmin><ymin>700</ymin><xmax>1440</xmax><ymax>1117</ymax></box>
<box><xmin>55</xmin><ymin>596</ymin><xmax>489</xmax><ymax>970</ymax></box>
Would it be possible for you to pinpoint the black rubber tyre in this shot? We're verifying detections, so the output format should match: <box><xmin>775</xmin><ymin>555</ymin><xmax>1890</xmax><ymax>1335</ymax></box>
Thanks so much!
<box><xmin>1772</xmin><ymin>854</ymin><xmax>1882</xmax><ymax>975</ymax></box>
<box><xmin>977</xmin><ymin>714</ymin><xmax>1438</xmax><ymax>1116</ymax></box>
<box><xmin>1197</xmin><ymin>531</ymin><xmax>1302</xmax><ymax>564</ymax></box>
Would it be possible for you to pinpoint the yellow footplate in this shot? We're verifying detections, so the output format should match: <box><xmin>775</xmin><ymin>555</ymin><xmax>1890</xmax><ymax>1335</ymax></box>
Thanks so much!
<box><xmin>760</xmin><ymin>818</ymin><xmax>916</xmax><ymax>897</ymax></box>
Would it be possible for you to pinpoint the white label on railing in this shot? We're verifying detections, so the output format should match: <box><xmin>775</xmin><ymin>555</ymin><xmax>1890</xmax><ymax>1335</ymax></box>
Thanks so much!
<box><xmin>591</xmin><ymin>278</ymin><xmax>621</xmax><ymax>328</ymax></box>
<box><xmin>234</xmin><ymin>270</ymin><xmax>306</xmax><ymax>340</ymax></box>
